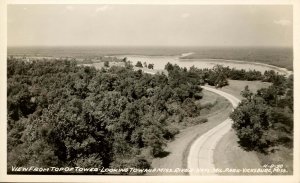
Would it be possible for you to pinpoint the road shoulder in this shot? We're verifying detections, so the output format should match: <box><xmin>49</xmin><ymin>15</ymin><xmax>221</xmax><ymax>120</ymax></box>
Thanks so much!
<box><xmin>149</xmin><ymin>92</ymin><xmax>231</xmax><ymax>175</ymax></box>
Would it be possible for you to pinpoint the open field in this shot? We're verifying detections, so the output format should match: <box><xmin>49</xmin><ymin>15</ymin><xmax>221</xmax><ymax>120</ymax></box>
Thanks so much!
<box><xmin>216</xmin><ymin>79</ymin><xmax>272</xmax><ymax>100</ymax></box>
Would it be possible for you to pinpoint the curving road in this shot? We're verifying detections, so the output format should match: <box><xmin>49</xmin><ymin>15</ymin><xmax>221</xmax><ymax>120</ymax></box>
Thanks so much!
<box><xmin>187</xmin><ymin>86</ymin><xmax>241</xmax><ymax>176</ymax></box>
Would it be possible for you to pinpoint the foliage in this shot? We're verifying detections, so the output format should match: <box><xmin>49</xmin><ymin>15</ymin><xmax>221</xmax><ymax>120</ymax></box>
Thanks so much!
<box><xmin>135</xmin><ymin>61</ymin><xmax>143</xmax><ymax>68</ymax></box>
<box><xmin>147</xmin><ymin>64</ymin><xmax>154</xmax><ymax>69</ymax></box>
<box><xmin>7</xmin><ymin>58</ymin><xmax>206</xmax><ymax>174</ymax></box>
<box><xmin>231</xmin><ymin>75</ymin><xmax>293</xmax><ymax>153</ymax></box>
<box><xmin>176</xmin><ymin>63</ymin><xmax>287</xmax><ymax>88</ymax></box>
<box><xmin>104</xmin><ymin>61</ymin><xmax>109</xmax><ymax>67</ymax></box>
<box><xmin>143</xmin><ymin>62</ymin><xmax>147</xmax><ymax>68</ymax></box>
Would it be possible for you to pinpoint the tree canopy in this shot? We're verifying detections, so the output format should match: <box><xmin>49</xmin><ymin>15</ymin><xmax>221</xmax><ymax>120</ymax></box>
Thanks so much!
<box><xmin>7</xmin><ymin>58</ymin><xmax>207</xmax><ymax>174</ymax></box>
<box><xmin>230</xmin><ymin>75</ymin><xmax>293</xmax><ymax>153</ymax></box>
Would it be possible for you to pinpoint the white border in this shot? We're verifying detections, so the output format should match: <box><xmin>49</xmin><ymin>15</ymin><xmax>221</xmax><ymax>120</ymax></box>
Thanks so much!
<box><xmin>1</xmin><ymin>0</ymin><xmax>299</xmax><ymax>182</ymax></box>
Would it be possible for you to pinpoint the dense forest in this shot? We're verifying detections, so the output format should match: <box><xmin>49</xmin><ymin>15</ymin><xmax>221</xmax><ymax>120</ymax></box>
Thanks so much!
<box><xmin>7</xmin><ymin>58</ymin><xmax>207</xmax><ymax>174</ymax></box>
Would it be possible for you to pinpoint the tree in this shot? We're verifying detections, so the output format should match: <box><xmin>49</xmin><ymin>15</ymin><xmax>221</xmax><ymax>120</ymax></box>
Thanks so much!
<box><xmin>214</xmin><ymin>73</ymin><xmax>228</xmax><ymax>88</ymax></box>
<box><xmin>148</xmin><ymin>64</ymin><xmax>154</xmax><ymax>69</ymax></box>
<box><xmin>212</xmin><ymin>65</ymin><xmax>228</xmax><ymax>88</ymax></box>
<box><xmin>135</xmin><ymin>61</ymin><xmax>143</xmax><ymax>68</ymax></box>
<box><xmin>240</xmin><ymin>85</ymin><xmax>253</xmax><ymax>100</ymax></box>
<box><xmin>165</xmin><ymin>62</ymin><xmax>174</xmax><ymax>72</ymax></box>
<box><xmin>230</xmin><ymin>98</ymin><xmax>274</xmax><ymax>152</ymax></box>
<box><xmin>194</xmin><ymin>92</ymin><xmax>203</xmax><ymax>100</ymax></box>
<box><xmin>182</xmin><ymin>98</ymin><xmax>197</xmax><ymax>117</ymax></box>
<box><xmin>104</xmin><ymin>61</ymin><xmax>109</xmax><ymax>67</ymax></box>
<box><xmin>125</xmin><ymin>61</ymin><xmax>133</xmax><ymax>69</ymax></box>
<box><xmin>142</xmin><ymin>123</ymin><xmax>166</xmax><ymax>157</ymax></box>
<box><xmin>204</xmin><ymin>65</ymin><xmax>229</xmax><ymax>88</ymax></box>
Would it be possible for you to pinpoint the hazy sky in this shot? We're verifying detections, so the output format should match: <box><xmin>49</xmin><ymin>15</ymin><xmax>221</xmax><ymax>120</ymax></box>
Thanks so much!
<box><xmin>8</xmin><ymin>5</ymin><xmax>292</xmax><ymax>47</ymax></box>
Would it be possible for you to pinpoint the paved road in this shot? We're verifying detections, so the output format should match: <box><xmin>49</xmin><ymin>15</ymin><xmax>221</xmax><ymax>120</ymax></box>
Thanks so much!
<box><xmin>187</xmin><ymin>86</ymin><xmax>240</xmax><ymax>176</ymax></box>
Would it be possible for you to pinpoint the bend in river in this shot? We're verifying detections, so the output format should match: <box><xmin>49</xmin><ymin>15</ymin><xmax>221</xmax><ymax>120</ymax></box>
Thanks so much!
<box><xmin>115</xmin><ymin>54</ymin><xmax>292</xmax><ymax>76</ymax></box>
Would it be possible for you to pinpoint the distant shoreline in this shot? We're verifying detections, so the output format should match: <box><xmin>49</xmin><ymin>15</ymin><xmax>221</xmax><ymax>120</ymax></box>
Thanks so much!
<box><xmin>179</xmin><ymin>58</ymin><xmax>293</xmax><ymax>75</ymax></box>
<box><xmin>114</xmin><ymin>54</ymin><xmax>292</xmax><ymax>76</ymax></box>
<box><xmin>7</xmin><ymin>46</ymin><xmax>293</xmax><ymax>75</ymax></box>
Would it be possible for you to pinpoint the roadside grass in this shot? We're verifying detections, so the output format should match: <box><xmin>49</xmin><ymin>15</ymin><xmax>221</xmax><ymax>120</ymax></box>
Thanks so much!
<box><xmin>214</xmin><ymin>131</ymin><xmax>293</xmax><ymax>175</ymax></box>
<box><xmin>169</xmin><ymin>89</ymin><xmax>231</xmax><ymax>130</ymax></box>
<box><xmin>199</xmin><ymin>90</ymin><xmax>230</xmax><ymax>117</ymax></box>
<box><xmin>198</xmin><ymin>90</ymin><xmax>218</xmax><ymax>106</ymax></box>
<box><xmin>183</xmin><ymin>90</ymin><xmax>231</xmax><ymax>127</ymax></box>
<box><xmin>214</xmin><ymin>130</ymin><xmax>266</xmax><ymax>175</ymax></box>
<box><xmin>256</xmin><ymin>146</ymin><xmax>293</xmax><ymax>175</ymax></box>
<box><xmin>150</xmin><ymin>88</ymin><xmax>232</xmax><ymax>175</ymax></box>
<box><xmin>181</xmin><ymin>91</ymin><xmax>231</xmax><ymax>170</ymax></box>
<box><xmin>213</xmin><ymin>79</ymin><xmax>293</xmax><ymax>175</ymax></box>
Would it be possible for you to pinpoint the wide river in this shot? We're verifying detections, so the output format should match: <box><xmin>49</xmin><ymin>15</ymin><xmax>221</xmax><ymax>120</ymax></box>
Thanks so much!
<box><xmin>115</xmin><ymin>54</ymin><xmax>292</xmax><ymax>76</ymax></box>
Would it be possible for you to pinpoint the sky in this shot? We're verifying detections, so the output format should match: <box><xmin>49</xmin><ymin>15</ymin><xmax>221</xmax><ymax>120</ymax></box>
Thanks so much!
<box><xmin>8</xmin><ymin>5</ymin><xmax>293</xmax><ymax>47</ymax></box>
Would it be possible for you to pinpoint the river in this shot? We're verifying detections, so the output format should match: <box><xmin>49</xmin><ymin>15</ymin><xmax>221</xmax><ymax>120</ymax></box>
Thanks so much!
<box><xmin>115</xmin><ymin>54</ymin><xmax>292</xmax><ymax>76</ymax></box>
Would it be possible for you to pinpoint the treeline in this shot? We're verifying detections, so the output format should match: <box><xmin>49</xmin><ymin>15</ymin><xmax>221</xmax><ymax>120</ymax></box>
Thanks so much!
<box><xmin>7</xmin><ymin>58</ymin><xmax>205</xmax><ymax>174</ymax></box>
<box><xmin>170</xmin><ymin>63</ymin><xmax>287</xmax><ymax>88</ymax></box>
<box><xmin>230</xmin><ymin>74</ymin><xmax>293</xmax><ymax>153</ymax></box>
<box><xmin>135</xmin><ymin>61</ymin><xmax>154</xmax><ymax>69</ymax></box>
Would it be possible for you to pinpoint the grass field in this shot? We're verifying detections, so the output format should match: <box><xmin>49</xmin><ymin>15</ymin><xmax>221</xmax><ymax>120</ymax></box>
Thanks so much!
<box><xmin>216</xmin><ymin>79</ymin><xmax>272</xmax><ymax>100</ymax></box>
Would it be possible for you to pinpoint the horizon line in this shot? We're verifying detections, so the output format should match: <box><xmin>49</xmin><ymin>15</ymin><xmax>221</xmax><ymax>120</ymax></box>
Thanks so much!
<box><xmin>7</xmin><ymin>45</ymin><xmax>293</xmax><ymax>48</ymax></box>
